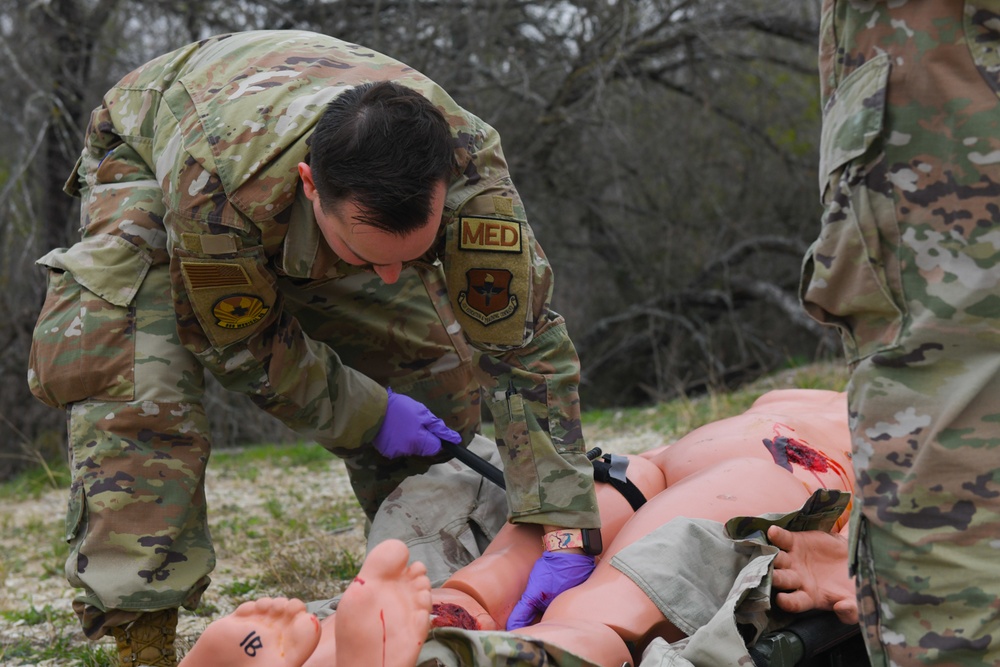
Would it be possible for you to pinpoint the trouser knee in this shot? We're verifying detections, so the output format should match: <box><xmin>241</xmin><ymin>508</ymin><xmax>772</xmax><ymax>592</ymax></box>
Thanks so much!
<box><xmin>66</xmin><ymin>400</ymin><xmax>214</xmax><ymax>623</ymax></box>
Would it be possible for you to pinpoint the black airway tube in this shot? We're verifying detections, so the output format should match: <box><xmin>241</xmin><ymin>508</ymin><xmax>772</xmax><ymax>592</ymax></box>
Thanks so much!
<box><xmin>440</xmin><ymin>439</ymin><xmax>506</xmax><ymax>489</ymax></box>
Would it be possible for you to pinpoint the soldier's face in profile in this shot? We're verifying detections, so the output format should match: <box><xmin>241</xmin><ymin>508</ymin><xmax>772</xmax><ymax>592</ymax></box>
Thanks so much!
<box><xmin>299</xmin><ymin>164</ymin><xmax>444</xmax><ymax>284</ymax></box>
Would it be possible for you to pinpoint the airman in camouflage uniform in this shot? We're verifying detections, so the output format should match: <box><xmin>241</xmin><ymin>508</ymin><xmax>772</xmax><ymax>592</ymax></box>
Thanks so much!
<box><xmin>801</xmin><ymin>2</ymin><xmax>1000</xmax><ymax>664</ymax></box>
<box><xmin>26</xmin><ymin>29</ymin><xmax>598</xmax><ymax>664</ymax></box>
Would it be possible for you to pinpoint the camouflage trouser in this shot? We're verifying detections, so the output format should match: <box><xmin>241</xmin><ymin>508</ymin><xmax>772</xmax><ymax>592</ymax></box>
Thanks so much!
<box><xmin>28</xmin><ymin>119</ymin><xmax>480</xmax><ymax>639</ymax></box>
<box><xmin>802</xmin><ymin>2</ymin><xmax>1000</xmax><ymax>664</ymax></box>
<box><xmin>416</xmin><ymin>628</ymin><xmax>602</xmax><ymax>667</ymax></box>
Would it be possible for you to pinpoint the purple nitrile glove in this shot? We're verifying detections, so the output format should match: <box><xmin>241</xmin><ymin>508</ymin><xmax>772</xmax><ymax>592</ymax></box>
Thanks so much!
<box><xmin>371</xmin><ymin>388</ymin><xmax>460</xmax><ymax>459</ymax></box>
<box><xmin>505</xmin><ymin>551</ymin><xmax>596</xmax><ymax>630</ymax></box>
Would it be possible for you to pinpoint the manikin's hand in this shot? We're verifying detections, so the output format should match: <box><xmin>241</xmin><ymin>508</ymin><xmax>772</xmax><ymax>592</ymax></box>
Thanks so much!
<box><xmin>505</xmin><ymin>551</ymin><xmax>596</xmax><ymax>630</ymax></box>
<box><xmin>768</xmin><ymin>524</ymin><xmax>859</xmax><ymax>625</ymax></box>
<box><xmin>372</xmin><ymin>389</ymin><xmax>461</xmax><ymax>459</ymax></box>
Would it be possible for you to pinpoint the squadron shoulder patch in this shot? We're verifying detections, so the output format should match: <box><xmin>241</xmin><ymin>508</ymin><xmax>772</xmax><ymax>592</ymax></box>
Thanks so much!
<box><xmin>178</xmin><ymin>256</ymin><xmax>276</xmax><ymax>348</ymax></box>
<box><xmin>458</xmin><ymin>269</ymin><xmax>518</xmax><ymax>325</ymax></box>
<box><xmin>459</xmin><ymin>217</ymin><xmax>522</xmax><ymax>253</ymax></box>
<box><xmin>213</xmin><ymin>294</ymin><xmax>270</xmax><ymax>329</ymax></box>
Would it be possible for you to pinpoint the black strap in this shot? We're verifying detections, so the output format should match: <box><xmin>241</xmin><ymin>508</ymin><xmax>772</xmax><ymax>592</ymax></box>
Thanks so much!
<box><xmin>442</xmin><ymin>439</ymin><xmax>647</xmax><ymax>511</ymax></box>
<box><xmin>592</xmin><ymin>454</ymin><xmax>647</xmax><ymax>511</ymax></box>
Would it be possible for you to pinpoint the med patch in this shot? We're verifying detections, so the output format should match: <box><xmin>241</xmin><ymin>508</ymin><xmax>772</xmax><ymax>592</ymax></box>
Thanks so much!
<box><xmin>447</xmin><ymin>215</ymin><xmax>531</xmax><ymax>347</ymax></box>
<box><xmin>458</xmin><ymin>216</ymin><xmax>522</xmax><ymax>253</ymax></box>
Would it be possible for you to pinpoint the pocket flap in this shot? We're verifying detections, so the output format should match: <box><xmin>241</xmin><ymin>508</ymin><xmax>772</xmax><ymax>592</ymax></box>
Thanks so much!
<box><xmin>64</xmin><ymin>483</ymin><xmax>85</xmax><ymax>542</ymax></box>
<box><xmin>819</xmin><ymin>53</ymin><xmax>890</xmax><ymax>195</ymax></box>
<box><xmin>36</xmin><ymin>234</ymin><xmax>152</xmax><ymax>307</ymax></box>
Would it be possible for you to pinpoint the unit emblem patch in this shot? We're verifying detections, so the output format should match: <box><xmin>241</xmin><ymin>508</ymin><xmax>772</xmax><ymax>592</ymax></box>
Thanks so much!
<box><xmin>213</xmin><ymin>294</ymin><xmax>270</xmax><ymax>329</ymax></box>
<box><xmin>458</xmin><ymin>269</ymin><xmax>518</xmax><ymax>325</ymax></box>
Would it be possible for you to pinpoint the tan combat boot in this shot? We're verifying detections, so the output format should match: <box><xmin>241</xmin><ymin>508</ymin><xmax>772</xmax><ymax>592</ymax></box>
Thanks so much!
<box><xmin>110</xmin><ymin>608</ymin><xmax>179</xmax><ymax>667</ymax></box>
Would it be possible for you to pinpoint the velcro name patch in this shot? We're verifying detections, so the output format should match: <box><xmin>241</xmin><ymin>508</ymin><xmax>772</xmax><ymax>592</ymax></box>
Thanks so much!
<box><xmin>492</xmin><ymin>196</ymin><xmax>515</xmax><ymax>217</ymax></box>
<box><xmin>459</xmin><ymin>217</ymin><xmax>522</xmax><ymax>253</ymax></box>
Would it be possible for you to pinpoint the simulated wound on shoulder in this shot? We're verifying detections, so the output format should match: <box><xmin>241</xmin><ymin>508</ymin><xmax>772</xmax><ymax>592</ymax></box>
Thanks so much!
<box><xmin>447</xmin><ymin>215</ymin><xmax>531</xmax><ymax>347</ymax></box>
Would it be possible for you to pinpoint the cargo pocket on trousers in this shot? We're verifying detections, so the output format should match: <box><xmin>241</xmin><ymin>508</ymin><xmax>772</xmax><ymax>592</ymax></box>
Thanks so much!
<box><xmin>800</xmin><ymin>53</ymin><xmax>906</xmax><ymax>364</ymax></box>
<box><xmin>63</xmin><ymin>481</ymin><xmax>91</xmax><ymax>589</ymax></box>
<box><xmin>488</xmin><ymin>390</ymin><xmax>540</xmax><ymax>514</ymax></box>
<box><xmin>28</xmin><ymin>235</ymin><xmax>149</xmax><ymax>407</ymax></box>
<box><xmin>65</xmin><ymin>482</ymin><xmax>86</xmax><ymax>543</ymax></box>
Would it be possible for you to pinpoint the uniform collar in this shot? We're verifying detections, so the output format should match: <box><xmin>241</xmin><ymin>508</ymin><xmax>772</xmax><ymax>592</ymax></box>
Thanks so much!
<box><xmin>280</xmin><ymin>183</ymin><xmax>363</xmax><ymax>280</ymax></box>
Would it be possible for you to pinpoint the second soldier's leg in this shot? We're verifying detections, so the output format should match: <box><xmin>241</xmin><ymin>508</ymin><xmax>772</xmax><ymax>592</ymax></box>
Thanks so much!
<box><xmin>804</xmin><ymin>3</ymin><xmax>1000</xmax><ymax>664</ymax></box>
<box><xmin>850</xmin><ymin>349</ymin><xmax>1000</xmax><ymax>666</ymax></box>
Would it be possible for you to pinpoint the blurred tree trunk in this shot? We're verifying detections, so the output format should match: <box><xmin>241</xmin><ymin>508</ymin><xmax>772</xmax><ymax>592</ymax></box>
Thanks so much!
<box><xmin>37</xmin><ymin>0</ymin><xmax>114</xmax><ymax>249</ymax></box>
<box><xmin>0</xmin><ymin>0</ymin><xmax>122</xmax><ymax>479</ymax></box>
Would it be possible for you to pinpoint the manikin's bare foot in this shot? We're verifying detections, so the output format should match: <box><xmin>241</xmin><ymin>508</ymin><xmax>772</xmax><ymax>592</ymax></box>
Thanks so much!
<box><xmin>767</xmin><ymin>525</ymin><xmax>859</xmax><ymax>625</ymax></box>
<box><xmin>179</xmin><ymin>597</ymin><xmax>321</xmax><ymax>667</ymax></box>
<box><xmin>334</xmin><ymin>539</ymin><xmax>432</xmax><ymax>667</ymax></box>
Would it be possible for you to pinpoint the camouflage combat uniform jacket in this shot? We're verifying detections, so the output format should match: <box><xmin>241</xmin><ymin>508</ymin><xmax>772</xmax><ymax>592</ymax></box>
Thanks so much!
<box><xmin>33</xmin><ymin>30</ymin><xmax>599</xmax><ymax>529</ymax></box>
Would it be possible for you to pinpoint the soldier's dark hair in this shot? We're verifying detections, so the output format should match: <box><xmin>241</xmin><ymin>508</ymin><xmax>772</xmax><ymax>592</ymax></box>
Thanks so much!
<box><xmin>309</xmin><ymin>81</ymin><xmax>455</xmax><ymax>236</ymax></box>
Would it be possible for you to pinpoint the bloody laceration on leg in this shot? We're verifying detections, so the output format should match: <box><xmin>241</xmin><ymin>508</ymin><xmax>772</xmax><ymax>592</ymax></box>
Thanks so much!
<box><xmin>381</xmin><ymin>609</ymin><xmax>387</xmax><ymax>667</ymax></box>
<box><xmin>431</xmin><ymin>602</ymin><xmax>481</xmax><ymax>630</ymax></box>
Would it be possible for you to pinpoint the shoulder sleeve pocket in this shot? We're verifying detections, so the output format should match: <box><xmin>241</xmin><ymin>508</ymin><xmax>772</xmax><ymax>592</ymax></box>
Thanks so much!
<box><xmin>37</xmin><ymin>234</ymin><xmax>152</xmax><ymax>307</ymax></box>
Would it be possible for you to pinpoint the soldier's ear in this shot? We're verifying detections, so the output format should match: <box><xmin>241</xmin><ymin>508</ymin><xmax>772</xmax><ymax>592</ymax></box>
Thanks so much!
<box><xmin>298</xmin><ymin>162</ymin><xmax>319</xmax><ymax>201</ymax></box>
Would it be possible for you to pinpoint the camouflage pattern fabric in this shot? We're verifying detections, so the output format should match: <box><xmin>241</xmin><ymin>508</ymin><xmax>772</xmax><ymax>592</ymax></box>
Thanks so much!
<box><xmin>27</xmin><ymin>30</ymin><xmax>597</xmax><ymax>636</ymax></box>
<box><xmin>801</xmin><ymin>2</ymin><xmax>1000</xmax><ymax>664</ymax></box>
<box><xmin>62</xmin><ymin>265</ymin><xmax>211</xmax><ymax>637</ymax></box>
<box><xmin>417</xmin><ymin>627</ymin><xmax>603</xmax><ymax>667</ymax></box>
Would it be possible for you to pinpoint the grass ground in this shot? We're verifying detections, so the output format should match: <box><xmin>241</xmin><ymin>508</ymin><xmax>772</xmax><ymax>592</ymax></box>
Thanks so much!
<box><xmin>0</xmin><ymin>362</ymin><xmax>847</xmax><ymax>665</ymax></box>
